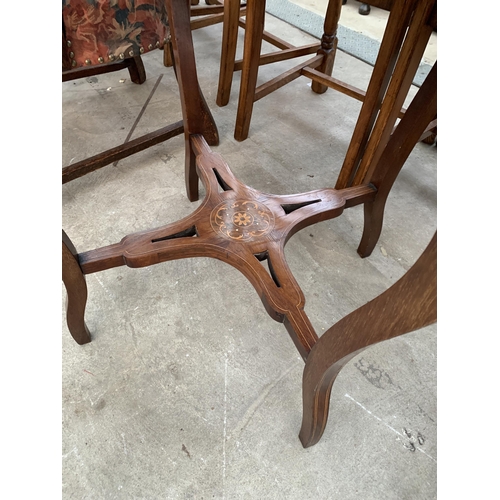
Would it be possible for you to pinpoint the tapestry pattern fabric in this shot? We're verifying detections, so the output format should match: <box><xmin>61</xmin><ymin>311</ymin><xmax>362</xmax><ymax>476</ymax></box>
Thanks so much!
<box><xmin>62</xmin><ymin>0</ymin><xmax>169</xmax><ymax>69</ymax></box>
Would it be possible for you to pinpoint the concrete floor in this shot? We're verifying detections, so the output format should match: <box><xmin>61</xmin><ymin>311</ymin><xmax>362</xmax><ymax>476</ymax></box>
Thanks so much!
<box><xmin>62</xmin><ymin>6</ymin><xmax>437</xmax><ymax>499</ymax></box>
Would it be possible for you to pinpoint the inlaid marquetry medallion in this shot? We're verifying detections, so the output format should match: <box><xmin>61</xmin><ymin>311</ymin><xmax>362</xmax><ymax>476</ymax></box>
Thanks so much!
<box><xmin>210</xmin><ymin>199</ymin><xmax>275</xmax><ymax>241</ymax></box>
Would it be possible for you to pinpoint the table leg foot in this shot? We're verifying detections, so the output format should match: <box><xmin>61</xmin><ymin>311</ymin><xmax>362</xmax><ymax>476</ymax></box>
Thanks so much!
<box><xmin>62</xmin><ymin>231</ymin><xmax>92</xmax><ymax>345</ymax></box>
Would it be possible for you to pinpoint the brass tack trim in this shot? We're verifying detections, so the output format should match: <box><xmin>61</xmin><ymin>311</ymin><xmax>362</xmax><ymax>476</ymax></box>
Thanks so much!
<box><xmin>140</xmin><ymin>47</ymin><xmax>144</xmax><ymax>54</ymax></box>
<box><xmin>71</xmin><ymin>60</ymin><xmax>77</xmax><ymax>67</ymax></box>
<box><xmin>85</xmin><ymin>59</ymin><xmax>91</xmax><ymax>65</ymax></box>
<box><xmin>155</xmin><ymin>41</ymin><xmax>160</xmax><ymax>48</ymax></box>
<box><xmin>98</xmin><ymin>57</ymin><xmax>104</xmax><ymax>63</ymax></box>
<box><xmin>109</xmin><ymin>54</ymin><xmax>115</xmax><ymax>61</ymax></box>
<box><xmin>69</xmin><ymin>51</ymin><xmax>74</xmax><ymax>59</ymax></box>
<box><xmin>148</xmin><ymin>44</ymin><xmax>153</xmax><ymax>50</ymax></box>
<box><xmin>119</xmin><ymin>53</ymin><xmax>125</xmax><ymax>59</ymax></box>
<box><xmin>129</xmin><ymin>50</ymin><xmax>134</xmax><ymax>57</ymax></box>
<box><xmin>67</xmin><ymin>40</ymin><xmax>72</xmax><ymax>47</ymax></box>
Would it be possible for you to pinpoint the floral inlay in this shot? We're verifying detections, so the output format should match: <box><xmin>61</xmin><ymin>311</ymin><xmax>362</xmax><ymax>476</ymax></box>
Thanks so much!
<box><xmin>210</xmin><ymin>200</ymin><xmax>274</xmax><ymax>241</ymax></box>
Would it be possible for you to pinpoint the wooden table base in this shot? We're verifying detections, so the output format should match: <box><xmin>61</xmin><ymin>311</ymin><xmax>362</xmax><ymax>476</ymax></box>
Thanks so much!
<box><xmin>63</xmin><ymin>134</ymin><xmax>436</xmax><ymax>446</ymax></box>
<box><xmin>64</xmin><ymin>134</ymin><xmax>376</xmax><ymax>360</ymax></box>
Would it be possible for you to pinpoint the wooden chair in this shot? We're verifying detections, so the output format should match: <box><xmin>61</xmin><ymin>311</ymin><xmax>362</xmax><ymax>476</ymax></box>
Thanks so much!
<box><xmin>215</xmin><ymin>0</ymin><xmax>437</xmax><ymax>155</ymax></box>
<box><xmin>63</xmin><ymin>0</ymin><xmax>436</xmax><ymax>447</ymax></box>
<box><xmin>215</xmin><ymin>0</ymin><xmax>331</xmax><ymax>122</ymax></box>
<box><xmin>62</xmin><ymin>0</ymin><xmax>219</xmax><ymax>185</ymax></box>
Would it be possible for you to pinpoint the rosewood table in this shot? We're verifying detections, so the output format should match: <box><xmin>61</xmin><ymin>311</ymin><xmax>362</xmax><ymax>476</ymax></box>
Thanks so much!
<box><xmin>63</xmin><ymin>0</ymin><xmax>437</xmax><ymax>447</ymax></box>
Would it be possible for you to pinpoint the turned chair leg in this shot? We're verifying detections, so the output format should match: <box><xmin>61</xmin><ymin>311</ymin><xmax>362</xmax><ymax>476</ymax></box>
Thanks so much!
<box><xmin>311</xmin><ymin>0</ymin><xmax>342</xmax><ymax>95</ymax></box>
<box><xmin>62</xmin><ymin>230</ymin><xmax>91</xmax><ymax>345</ymax></box>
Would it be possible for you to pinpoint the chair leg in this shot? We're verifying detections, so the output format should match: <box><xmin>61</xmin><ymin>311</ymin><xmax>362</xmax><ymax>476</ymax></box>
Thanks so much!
<box><xmin>126</xmin><ymin>56</ymin><xmax>147</xmax><ymax>84</ymax></box>
<box><xmin>311</xmin><ymin>0</ymin><xmax>342</xmax><ymax>95</ymax></box>
<box><xmin>234</xmin><ymin>0</ymin><xmax>266</xmax><ymax>141</ymax></box>
<box><xmin>300</xmin><ymin>233</ymin><xmax>437</xmax><ymax>447</ymax></box>
<box><xmin>62</xmin><ymin>230</ymin><xmax>91</xmax><ymax>345</ymax></box>
<box><xmin>164</xmin><ymin>39</ymin><xmax>174</xmax><ymax>67</ymax></box>
<box><xmin>216</xmin><ymin>0</ymin><xmax>242</xmax><ymax>106</ymax></box>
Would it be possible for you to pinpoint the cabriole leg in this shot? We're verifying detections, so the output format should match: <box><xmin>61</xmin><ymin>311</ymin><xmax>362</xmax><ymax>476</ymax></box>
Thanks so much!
<box><xmin>300</xmin><ymin>233</ymin><xmax>437</xmax><ymax>447</ymax></box>
<box><xmin>62</xmin><ymin>230</ymin><xmax>91</xmax><ymax>345</ymax></box>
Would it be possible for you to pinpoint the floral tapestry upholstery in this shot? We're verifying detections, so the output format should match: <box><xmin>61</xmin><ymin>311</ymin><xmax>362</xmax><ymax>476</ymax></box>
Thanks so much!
<box><xmin>62</xmin><ymin>0</ymin><xmax>169</xmax><ymax>70</ymax></box>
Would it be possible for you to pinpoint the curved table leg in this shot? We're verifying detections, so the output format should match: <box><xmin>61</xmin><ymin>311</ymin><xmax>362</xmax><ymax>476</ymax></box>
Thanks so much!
<box><xmin>357</xmin><ymin>63</ymin><xmax>437</xmax><ymax>257</ymax></box>
<box><xmin>62</xmin><ymin>230</ymin><xmax>91</xmax><ymax>345</ymax></box>
<box><xmin>300</xmin><ymin>232</ymin><xmax>436</xmax><ymax>447</ymax></box>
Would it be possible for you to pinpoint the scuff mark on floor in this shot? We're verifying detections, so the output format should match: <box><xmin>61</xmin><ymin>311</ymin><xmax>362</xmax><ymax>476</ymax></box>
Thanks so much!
<box><xmin>182</xmin><ymin>444</ymin><xmax>191</xmax><ymax>459</ymax></box>
<box><xmin>345</xmin><ymin>393</ymin><xmax>436</xmax><ymax>463</ymax></box>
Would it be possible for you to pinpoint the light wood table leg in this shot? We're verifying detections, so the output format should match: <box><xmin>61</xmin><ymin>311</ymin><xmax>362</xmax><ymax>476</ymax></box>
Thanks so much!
<box><xmin>234</xmin><ymin>0</ymin><xmax>266</xmax><ymax>141</ymax></box>
<box><xmin>217</xmin><ymin>0</ymin><xmax>242</xmax><ymax>106</ymax></box>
